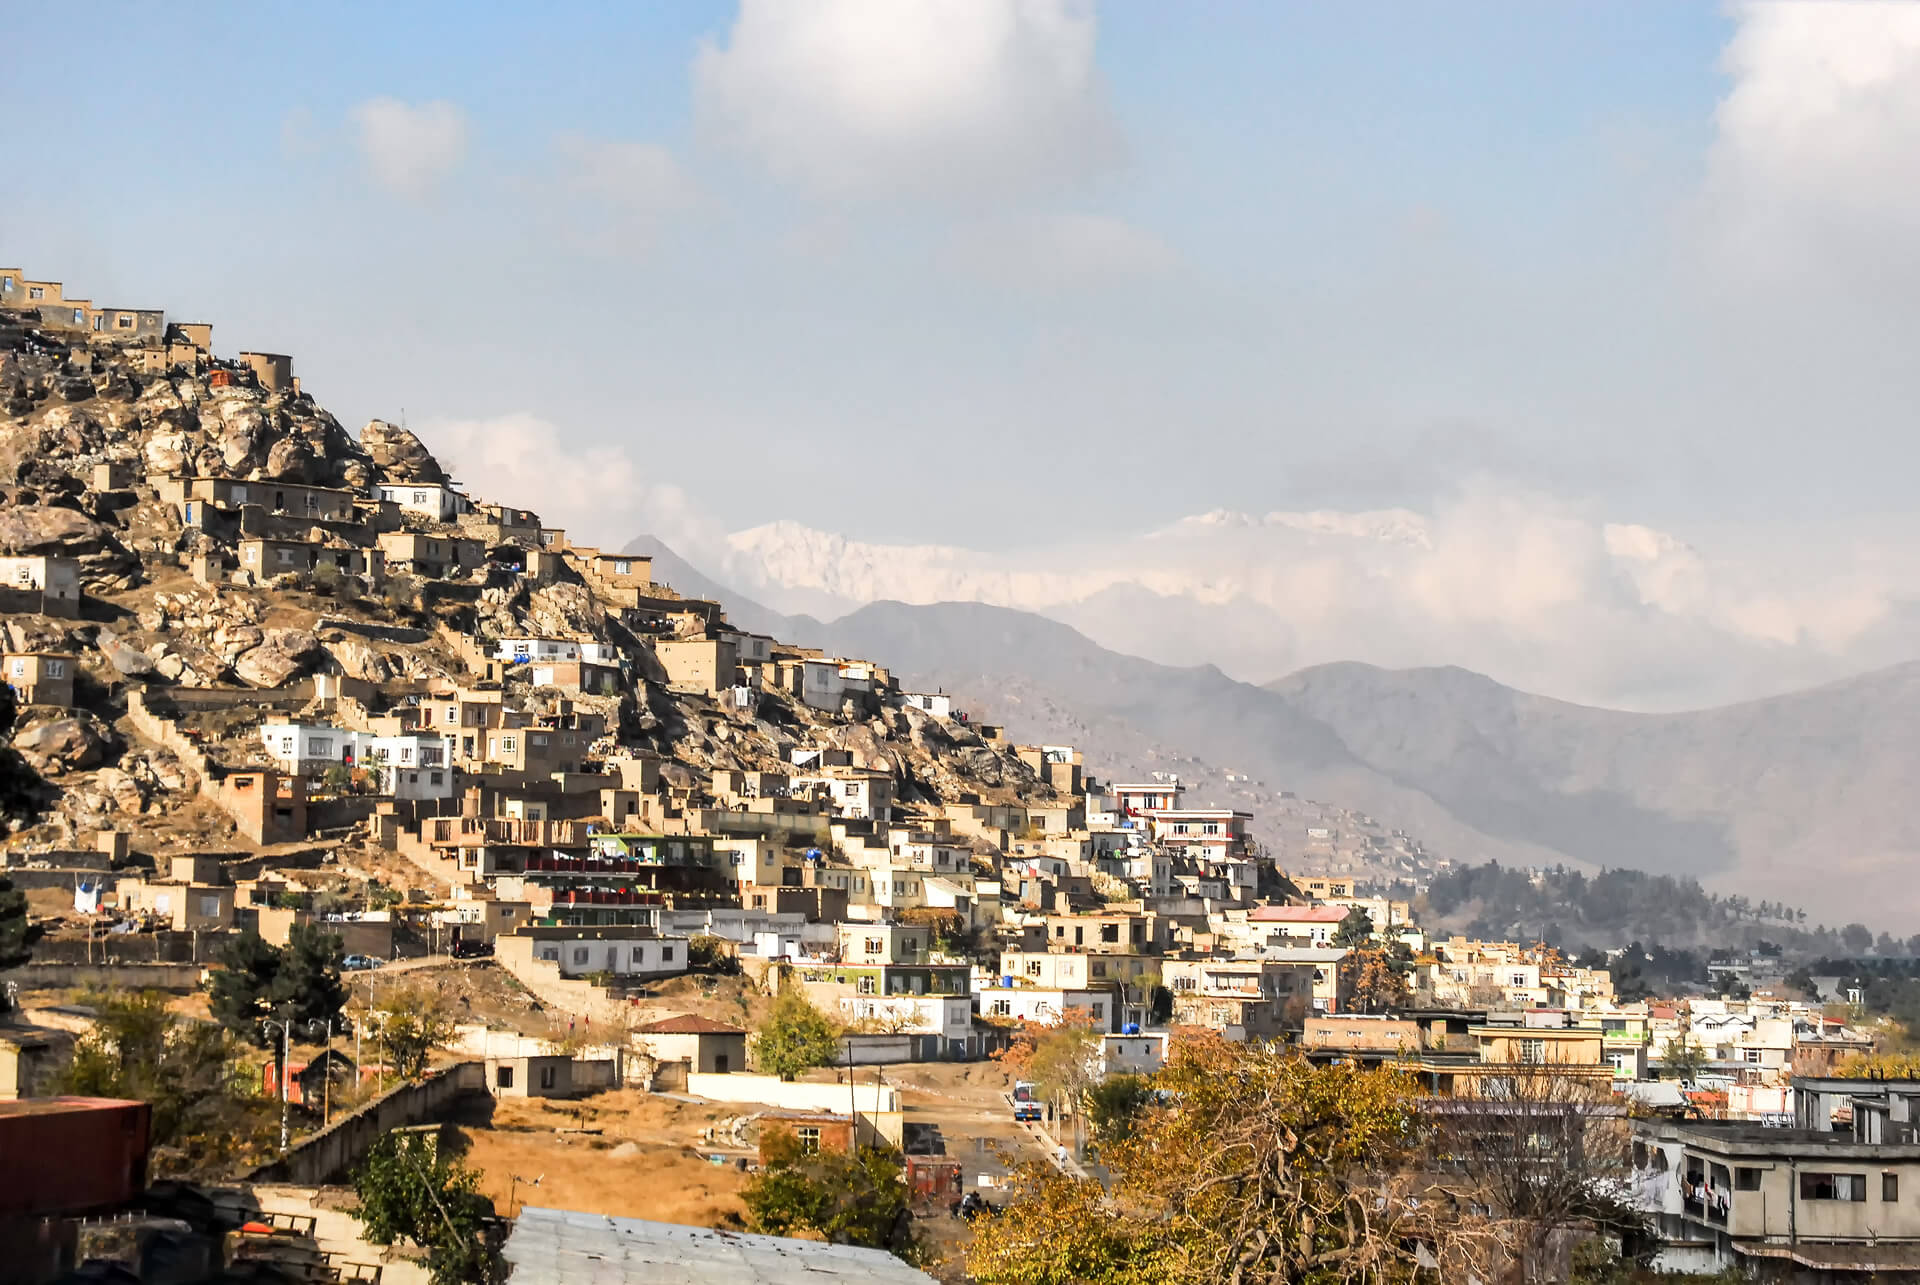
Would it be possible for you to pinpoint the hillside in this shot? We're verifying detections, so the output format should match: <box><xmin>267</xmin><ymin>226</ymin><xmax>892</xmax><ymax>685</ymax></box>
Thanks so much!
<box><xmin>0</xmin><ymin>311</ymin><xmax>1071</xmax><ymax>874</ymax></box>
<box><xmin>625</xmin><ymin>537</ymin><xmax>1920</xmax><ymax>924</ymax></box>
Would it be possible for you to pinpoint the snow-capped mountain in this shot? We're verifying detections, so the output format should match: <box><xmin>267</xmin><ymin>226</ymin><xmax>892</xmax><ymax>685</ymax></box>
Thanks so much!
<box><xmin>660</xmin><ymin>494</ymin><xmax>1920</xmax><ymax>713</ymax></box>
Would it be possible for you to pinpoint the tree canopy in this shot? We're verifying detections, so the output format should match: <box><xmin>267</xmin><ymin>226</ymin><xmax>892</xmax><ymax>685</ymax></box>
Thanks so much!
<box><xmin>354</xmin><ymin>1131</ymin><xmax>502</xmax><ymax>1285</ymax></box>
<box><xmin>754</xmin><ymin>989</ymin><xmax>844</xmax><ymax>1081</ymax></box>
<box><xmin>969</xmin><ymin>1034</ymin><xmax>1497</xmax><ymax>1285</ymax></box>
<box><xmin>57</xmin><ymin>990</ymin><xmax>276</xmax><ymax>1177</ymax></box>
<box><xmin>741</xmin><ymin>1131</ymin><xmax>917</xmax><ymax>1257</ymax></box>
<box><xmin>210</xmin><ymin>926</ymin><xmax>346</xmax><ymax>1045</ymax></box>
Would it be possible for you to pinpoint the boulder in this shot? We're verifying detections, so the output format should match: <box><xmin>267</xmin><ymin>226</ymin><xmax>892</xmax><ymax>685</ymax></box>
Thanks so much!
<box><xmin>0</xmin><ymin>505</ymin><xmax>115</xmax><ymax>558</ymax></box>
<box><xmin>143</xmin><ymin>431</ymin><xmax>189</xmax><ymax>475</ymax></box>
<box><xmin>90</xmin><ymin>767</ymin><xmax>147</xmax><ymax>814</ymax></box>
<box><xmin>96</xmin><ymin>629</ymin><xmax>157</xmax><ymax>677</ymax></box>
<box><xmin>323</xmin><ymin>636</ymin><xmax>393</xmax><ymax>683</ymax></box>
<box><xmin>360</xmin><ymin>419</ymin><xmax>445</xmax><ymax>483</ymax></box>
<box><xmin>12</xmin><ymin>716</ymin><xmax>108</xmax><ymax>771</ymax></box>
<box><xmin>233</xmin><ymin>628</ymin><xmax>319</xmax><ymax>688</ymax></box>
<box><xmin>263</xmin><ymin>435</ymin><xmax>319</xmax><ymax>482</ymax></box>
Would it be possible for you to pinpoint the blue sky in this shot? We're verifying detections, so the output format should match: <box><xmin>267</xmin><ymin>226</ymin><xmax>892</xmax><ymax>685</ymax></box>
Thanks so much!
<box><xmin>15</xmin><ymin>2</ymin><xmax>1920</xmax><ymax>707</ymax></box>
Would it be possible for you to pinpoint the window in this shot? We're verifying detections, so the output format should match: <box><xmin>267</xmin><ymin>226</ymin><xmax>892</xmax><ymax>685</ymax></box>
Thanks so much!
<box><xmin>93</xmin><ymin>314</ymin><xmax>104</xmax><ymax>331</ymax></box>
<box><xmin>1886</xmin><ymin>1173</ymin><xmax>1901</xmax><ymax>1202</ymax></box>
<box><xmin>496</xmin><ymin>1066</ymin><xmax>514</xmax><ymax>1088</ymax></box>
<box><xmin>615</xmin><ymin>560</ymin><xmax>630</xmax><ymax>574</ymax></box>
<box><xmin>796</xmin><ymin>1126</ymin><xmax>821</xmax><ymax>1155</ymax></box>
<box><xmin>500</xmin><ymin>736</ymin><xmax>516</xmax><ymax>753</ymax></box>
<box><xmin>661</xmin><ymin>946</ymin><xmax>674</xmax><ymax>963</ymax></box>
<box><xmin>1516</xmin><ymin>1039</ymin><xmax>1546</xmax><ymax>1064</ymax></box>
<box><xmin>857</xmin><ymin>976</ymin><xmax>876</xmax><ymax>995</ymax></box>
<box><xmin>277</xmin><ymin>549</ymin><xmax>296</xmax><ymax>565</ymax></box>
<box><xmin>45</xmin><ymin>659</ymin><xmax>64</xmax><ymax>678</ymax></box>
<box><xmin>1511</xmin><ymin>973</ymin><xmax>1529</xmax><ymax>987</ymax></box>
<box><xmin>1090</xmin><ymin>1002</ymin><xmax>1105</xmax><ymax>1020</ymax></box>
<box><xmin>1091</xmin><ymin>961</ymin><xmax>1108</xmax><ymax>978</ymax></box>
<box><xmin>991</xmin><ymin>998</ymin><xmax>1012</xmax><ymax>1016</ymax></box>
<box><xmin>429</xmin><ymin>771</ymin><xmax>445</xmax><ymax>786</ymax></box>
<box><xmin>71</xmin><ymin>309</ymin><xmax>82</xmax><ymax>325</ymax></box>
<box><xmin>864</xmin><ymin>938</ymin><xmax>883</xmax><ymax>954</ymax></box>
<box><xmin>572</xmin><ymin>948</ymin><xmax>590</xmax><ymax>965</ymax></box>
<box><xmin>1800</xmin><ymin>1172</ymin><xmax>1867</xmax><ymax>1202</ymax></box>
<box><xmin>539</xmin><ymin>1065</ymin><xmax>557</xmax><ymax>1089</ymax></box>
<box><xmin>117</xmin><ymin>314</ymin><xmax>134</xmax><ymax>329</ymax></box>
<box><xmin>1025</xmin><ymin>961</ymin><xmax>1042</xmax><ymax>977</ymax></box>
<box><xmin>1743</xmin><ymin>1049</ymin><xmax>1763</xmax><ymax>1064</ymax></box>
<box><xmin>28</xmin><ymin>286</ymin><xmax>44</xmax><ymax>299</ymax></box>
<box><xmin>1101</xmin><ymin>924</ymin><xmax>1120</xmax><ymax>943</ymax></box>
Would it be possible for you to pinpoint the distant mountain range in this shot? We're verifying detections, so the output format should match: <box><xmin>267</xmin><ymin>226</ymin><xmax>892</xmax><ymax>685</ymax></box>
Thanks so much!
<box><xmin>628</xmin><ymin>533</ymin><xmax>1920</xmax><ymax>925</ymax></box>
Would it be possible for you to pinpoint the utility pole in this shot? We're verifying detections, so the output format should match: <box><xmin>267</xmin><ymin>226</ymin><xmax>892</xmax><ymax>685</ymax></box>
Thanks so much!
<box><xmin>262</xmin><ymin>1013</ymin><xmax>293</xmax><ymax>1152</ymax></box>
<box><xmin>307</xmin><ymin>1018</ymin><xmax>334</xmax><ymax>1127</ymax></box>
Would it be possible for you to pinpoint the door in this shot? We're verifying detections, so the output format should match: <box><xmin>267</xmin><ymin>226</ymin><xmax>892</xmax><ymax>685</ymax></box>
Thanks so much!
<box><xmin>714</xmin><ymin>1053</ymin><xmax>729</xmax><ymax>1073</ymax></box>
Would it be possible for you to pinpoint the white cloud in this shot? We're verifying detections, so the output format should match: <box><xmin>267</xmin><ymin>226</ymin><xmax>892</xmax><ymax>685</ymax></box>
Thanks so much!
<box><xmin>350</xmin><ymin>97</ymin><xmax>468</xmax><ymax>200</ymax></box>
<box><xmin>945</xmin><ymin>212</ymin><xmax>1176</xmax><ymax>288</ymax></box>
<box><xmin>1704</xmin><ymin>2</ymin><xmax>1920</xmax><ymax>280</ymax></box>
<box><xmin>693</xmin><ymin>0</ymin><xmax>1120</xmax><ymax>200</ymax></box>
<box><xmin>551</xmin><ymin>133</ymin><xmax>700</xmax><ymax>254</ymax></box>
<box><xmin>419</xmin><ymin>413</ymin><xmax>716</xmax><ymax>553</ymax></box>
<box><xmin>709</xmin><ymin>488</ymin><xmax>1920</xmax><ymax>711</ymax></box>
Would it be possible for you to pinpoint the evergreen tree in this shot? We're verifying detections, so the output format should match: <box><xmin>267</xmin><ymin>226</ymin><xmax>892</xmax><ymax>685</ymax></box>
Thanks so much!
<box><xmin>210</xmin><ymin>932</ymin><xmax>283</xmax><ymax>1040</ymax></box>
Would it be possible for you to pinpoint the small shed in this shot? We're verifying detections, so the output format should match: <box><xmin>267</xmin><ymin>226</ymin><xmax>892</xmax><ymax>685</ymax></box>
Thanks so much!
<box><xmin>633</xmin><ymin>1015</ymin><xmax>747</xmax><ymax>1077</ymax></box>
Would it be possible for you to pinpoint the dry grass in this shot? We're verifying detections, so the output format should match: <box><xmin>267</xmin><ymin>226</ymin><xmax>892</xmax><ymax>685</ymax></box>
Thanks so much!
<box><xmin>453</xmin><ymin>1091</ymin><xmax>749</xmax><ymax>1228</ymax></box>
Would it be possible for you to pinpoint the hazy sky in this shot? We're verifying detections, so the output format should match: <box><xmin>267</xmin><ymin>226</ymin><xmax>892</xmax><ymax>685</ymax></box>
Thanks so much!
<box><xmin>12</xmin><ymin>2</ymin><xmax>1920</xmax><ymax>705</ymax></box>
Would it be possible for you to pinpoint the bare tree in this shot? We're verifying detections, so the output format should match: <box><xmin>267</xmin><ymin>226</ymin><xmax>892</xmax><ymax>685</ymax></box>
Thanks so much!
<box><xmin>1422</xmin><ymin>1065</ymin><xmax>1644</xmax><ymax>1283</ymax></box>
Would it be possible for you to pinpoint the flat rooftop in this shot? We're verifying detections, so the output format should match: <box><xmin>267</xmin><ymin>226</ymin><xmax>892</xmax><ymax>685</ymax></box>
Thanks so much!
<box><xmin>502</xmin><ymin>1206</ymin><xmax>936</xmax><ymax>1284</ymax></box>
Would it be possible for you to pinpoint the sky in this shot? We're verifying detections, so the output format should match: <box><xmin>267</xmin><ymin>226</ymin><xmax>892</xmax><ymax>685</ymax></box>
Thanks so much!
<box><xmin>11</xmin><ymin>2</ymin><xmax>1920</xmax><ymax>708</ymax></box>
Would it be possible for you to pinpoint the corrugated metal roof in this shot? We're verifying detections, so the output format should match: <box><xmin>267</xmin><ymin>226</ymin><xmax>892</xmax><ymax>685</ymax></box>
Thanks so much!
<box><xmin>501</xmin><ymin>1207</ymin><xmax>938</xmax><ymax>1284</ymax></box>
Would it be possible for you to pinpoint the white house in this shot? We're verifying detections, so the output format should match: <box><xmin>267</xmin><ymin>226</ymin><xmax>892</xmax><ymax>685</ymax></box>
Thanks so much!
<box><xmin>900</xmin><ymin>692</ymin><xmax>954</xmax><ymax>719</ymax></box>
<box><xmin>378</xmin><ymin>482</ymin><xmax>469</xmax><ymax>522</ymax></box>
<box><xmin>1101</xmin><ymin>1032</ymin><xmax>1169</xmax><ymax>1076</ymax></box>
<box><xmin>257</xmin><ymin>723</ymin><xmax>453</xmax><ymax>798</ymax></box>
<box><xmin>842</xmin><ymin>993</ymin><xmax>974</xmax><ymax>1039</ymax></box>
<box><xmin>491</xmin><ymin>637</ymin><xmax>619</xmax><ymax>665</ymax></box>
<box><xmin>530</xmin><ymin>931</ymin><xmax>690</xmax><ymax>979</ymax></box>
<box><xmin>718</xmin><ymin>629</ymin><xmax>775</xmax><ymax>665</ymax></box>
<box><xmin>259</xmin><ymin>722</ymin><xmax>353</xmax><ymax>775</ymax></box>
<box><xmin>362</xmin><ymin>733</ymin><xmax>455</xmax><ymax>800</ymax></box>
<box><xmin>974</xmin><ymin>985</ymin><xmax>1117</xmax><ymax>1032</ymax></box>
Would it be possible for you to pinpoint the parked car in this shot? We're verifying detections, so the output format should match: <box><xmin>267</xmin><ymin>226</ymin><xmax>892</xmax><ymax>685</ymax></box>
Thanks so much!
<box><xmin>341</xmin><ymin>954</ymin><xmax>383</xmax><ymax>971</ymax></box>
<box><xmin>450</xmin><ymin>938</ymin><xmax>494</xmax><ymax>959</ymax></box>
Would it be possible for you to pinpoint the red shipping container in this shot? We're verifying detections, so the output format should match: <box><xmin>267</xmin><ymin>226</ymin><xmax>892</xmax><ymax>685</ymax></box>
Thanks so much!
<box><xmin>0</xmin><ymin>1097</ymin><xmax>150</xmax><ymax>1216</ymax></box>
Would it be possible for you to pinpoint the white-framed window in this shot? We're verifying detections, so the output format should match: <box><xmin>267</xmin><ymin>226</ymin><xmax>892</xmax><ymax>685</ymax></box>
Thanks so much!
<box><xmin>28</xmin><ymin>286</ymin><xmax>44</xmax><ymax>299</ymax></box>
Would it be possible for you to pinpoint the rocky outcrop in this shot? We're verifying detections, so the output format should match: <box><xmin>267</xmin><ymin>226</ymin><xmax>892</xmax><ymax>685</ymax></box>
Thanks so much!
<box><xmin>360</xmin><ymin>420</ymin><xmax>444</xmax><ymax>483</ymax></box>
<box><xmin>0</xmin><ymin>505</ymin><xmax>117</xmax><ymax>558</ymax></box>
<box><xmin>233</xmin><ymin>628</ymin><xmax>320</xmax><ymax>688</ymax></box>
<box><xmin>12</xmin><ymin>714</ymin><xmax>110</xmax><ymax>773</ymax></box>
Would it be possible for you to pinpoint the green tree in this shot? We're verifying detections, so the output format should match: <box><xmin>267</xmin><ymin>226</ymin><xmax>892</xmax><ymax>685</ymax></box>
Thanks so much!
<box><xmin>754</xmin><ymin>990</ymin><xmax>843</xmax><ymax>1081</ymax></box>
<box><xmin>1083</xmin><ymin>1073</ymin><xmax>1154</xmax><ymax>1152</ymax></box>
<box><xmin>1784</xmin><ymin>966</ymin><xmax>1821</xmax><ymax>1002</ymax></box>
<box><xmin>0</xmin><ymin>874</ymin><xmax>42</xmax><ymax>973</ymax></box>
<box><xmin>377</xmin><ymin>984</ymin><xmax>458</xmax><ymax>1079</ymax></box>
<box><xmin>1662</xmin><ymin>1034</ymin><xmax>1710</xmax><ymax>1084</ymax></box>
<box><xmin>271</xmin><ymin>922</ymin><xmax>348</xmax><ymax>1031</ymax></box>
<box><xmin>1332</xmin><ymin>906</ymin><xmax>1375</xmax><ymax>949</ymax></box>
<box><xmin>56</xmin><ymin>990</ymin><xmax>276</xmax><ymax>1177</ymax></box>
<box><xmin>353</xmin><ymin>1131</ymin><xmax>502</xmax><ymax>1285</ymax></box>
<box><xmin>742</xmin><ymin>1130</ymin><xmax>917</xmax><ymax>1256</ymax></box>
<box><xmin>210</xmin><ymin>932</ymin><xmax>284</xmax><ymax>1039</ymax></box>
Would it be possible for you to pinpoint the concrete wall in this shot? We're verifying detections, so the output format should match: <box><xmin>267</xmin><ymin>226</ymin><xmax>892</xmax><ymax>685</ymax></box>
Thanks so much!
<box><xmin>685</xmin><ymin>1071</ymin><xmax>898</xmax><ymax>1114</ymax></box>
<box><xmin>0</xmin><ymin>961</ymin><xmax>204</xmax><ymax>991</ymax></box>
<box><xmin>249</xmin><ymin>1061</ymin><xmax>486</xmax><ymax>1185</ymax></box>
